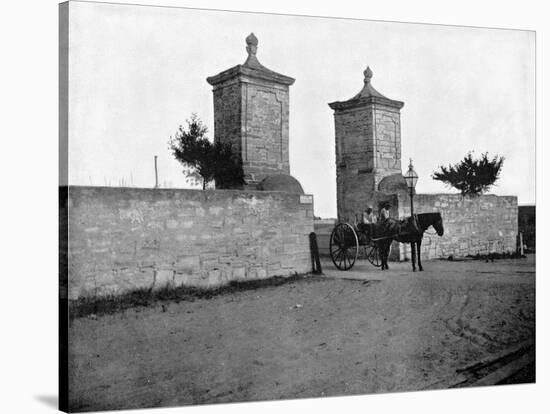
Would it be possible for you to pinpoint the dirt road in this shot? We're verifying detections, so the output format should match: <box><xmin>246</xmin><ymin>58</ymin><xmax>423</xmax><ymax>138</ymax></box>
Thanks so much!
<box><xmin>68</xmin><ymin>255</ymin><xmax>535</xmax><ymax>412</ymax></box>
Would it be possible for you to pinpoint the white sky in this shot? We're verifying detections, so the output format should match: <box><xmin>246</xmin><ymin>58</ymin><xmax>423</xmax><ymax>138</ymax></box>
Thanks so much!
<box><xmin>67</xmin><ymin>1</ymin><xmax>535</xmax><ymax>218</ymax></box>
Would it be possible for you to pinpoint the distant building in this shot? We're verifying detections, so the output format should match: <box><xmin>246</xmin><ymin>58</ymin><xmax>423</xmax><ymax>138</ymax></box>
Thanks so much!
<box><xmin>518</xmin><ymin>205</ymin><xmax>536</xmax><ymax>252</ymax></box>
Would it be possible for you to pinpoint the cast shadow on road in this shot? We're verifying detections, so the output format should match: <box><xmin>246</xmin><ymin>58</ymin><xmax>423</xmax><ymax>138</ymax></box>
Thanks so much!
<box><xmin>34</xmin><ymin>395</ymin><xmax>58</xmax><ymax>409</ymax></box>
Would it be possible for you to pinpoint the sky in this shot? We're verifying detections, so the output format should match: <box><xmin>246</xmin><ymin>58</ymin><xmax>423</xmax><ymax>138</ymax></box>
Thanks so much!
<box><xmin>66</xmin><ymin>0</ymin><xmax>535</xmax><ymax>218</ymax></box>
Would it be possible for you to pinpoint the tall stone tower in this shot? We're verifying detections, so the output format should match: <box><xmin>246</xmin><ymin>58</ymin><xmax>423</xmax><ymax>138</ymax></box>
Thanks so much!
<box><xmin>329</xmin><ymin>67</ymin><xmax>405</xmax><ymax>221</ymax></box>
<box><xmin>207</xmin><ymin>33</ymin><xmax>295</xmax><ymax>188</ymax></box>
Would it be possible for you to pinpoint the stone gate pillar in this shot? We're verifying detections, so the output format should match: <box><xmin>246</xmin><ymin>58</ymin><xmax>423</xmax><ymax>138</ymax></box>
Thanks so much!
<box><xmin>328</xmin><ymin>67</ymin><xmax>405</xmax><ymax>221</ymax></box>
<box><xmin>207</xmin><ymin>33</ymin><xmax>295</xmax><ymax>188</ymax></box>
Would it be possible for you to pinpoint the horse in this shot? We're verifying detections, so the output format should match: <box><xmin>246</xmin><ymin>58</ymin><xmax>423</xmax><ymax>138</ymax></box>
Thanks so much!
<box><xmin>375</xmin><ymin>212</ymin><xmax>444</xmax><ymax>272</ymax></box>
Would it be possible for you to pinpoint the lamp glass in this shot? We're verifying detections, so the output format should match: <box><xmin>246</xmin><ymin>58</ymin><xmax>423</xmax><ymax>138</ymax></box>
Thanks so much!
<box><xmin>404</xmin><ymin>162</ymin><xmax>419</xmax><ymax>190</ymax></box>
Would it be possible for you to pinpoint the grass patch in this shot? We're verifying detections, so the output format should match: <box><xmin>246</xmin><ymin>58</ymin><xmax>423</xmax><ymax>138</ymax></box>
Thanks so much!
<box><xmin>466</xmin><ymin>252</ymin><xmax>527</xmax><ymax>261</ymax></box>
<box><xmin>69</xmin><ymin>272</ymin><xmax>321</xmax><ymax>319</ymax></box>
<box><xmin>440</xmin><ymin>252</ymin><xmax>527</xmax><ymax>262</ymax></box>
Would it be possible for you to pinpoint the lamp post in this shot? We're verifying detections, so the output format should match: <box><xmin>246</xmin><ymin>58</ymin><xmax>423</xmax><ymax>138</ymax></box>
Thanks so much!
<box><xmin>403</xmin><ymin>159</ymin><xmax>419</xmax><ymax>217</ymax></box>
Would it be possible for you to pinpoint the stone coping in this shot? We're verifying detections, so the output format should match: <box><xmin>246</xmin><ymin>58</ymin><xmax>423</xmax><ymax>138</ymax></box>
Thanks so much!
<box><xmin>207</xmin><ymin>64</ymin><xmax>295</xmax><ymax>87</ymax></box>
<box><xmin>329</xmin><ymin>95</ymin><xmax>405</xmax><ymax>111</ymax></box>
<box><xmin>61</xmin><ymin>185</ymin><xmax>310</xmax><ymax>195</ymax></box>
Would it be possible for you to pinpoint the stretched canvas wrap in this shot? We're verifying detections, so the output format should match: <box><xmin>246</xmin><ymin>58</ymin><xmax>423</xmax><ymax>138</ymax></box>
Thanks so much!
<box><xmin>59</xmin><ymin>1</ymin><xmax>536</xmax><ymax>412</ymax></box>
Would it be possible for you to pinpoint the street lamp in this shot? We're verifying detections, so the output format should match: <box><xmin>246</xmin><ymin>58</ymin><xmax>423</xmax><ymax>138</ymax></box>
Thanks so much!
<box><xmin>403</xmin><ymin>159</ymin><xmax>419</xmax><ymax>217</ymax></box>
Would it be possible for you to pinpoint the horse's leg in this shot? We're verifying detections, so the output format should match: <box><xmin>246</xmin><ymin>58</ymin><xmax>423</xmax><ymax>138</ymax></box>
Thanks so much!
<box><xmin>382</xmin><ymin>241</ymin><xmax>388</xmax><ymax>270</ymax></box>
<box><xmin>382</xmin><ymin>242</ymin><xmax>389</xmax><ymax>270</ymax></box>
<box><xmin>382</xmin><ymin>241</ymin><xmax>384</xmax><ymax>270</ymax></box>
<box><xmin>386</xmin><ymin>242</ymin><xmax>390</xmax><ymax>270</ymax></box>
<box><xmin>386</xmin><ymin>241</ymin><xmax>391</xmax><ymax>270</ymax></box>
<box><xmin>411</xmin><ymin>242</ymin><xmax>416</xmax><ymax>272</ymax></box>
<box><xmin>417</xmin><ymin>239</ymin><xmax>423</xmax><ymax>271</ymax></box>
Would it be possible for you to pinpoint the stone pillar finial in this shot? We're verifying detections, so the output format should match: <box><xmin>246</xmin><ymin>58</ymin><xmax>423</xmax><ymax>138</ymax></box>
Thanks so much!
<box><xmin>246</xmin><ymin>32</ymin><xmax>258</xmax><ymax>56</ymax></box>
<box><xmin>364</xmin><ymin>66</ymin><xmax>373</xmax><ymax>84</ymax></box>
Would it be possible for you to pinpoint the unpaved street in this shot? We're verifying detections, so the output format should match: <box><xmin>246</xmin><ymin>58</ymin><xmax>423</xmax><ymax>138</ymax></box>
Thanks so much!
<box><xmin>68</xmin><ymin>256</ymin><xmax>535</xmax><ymax>412</ymax></box>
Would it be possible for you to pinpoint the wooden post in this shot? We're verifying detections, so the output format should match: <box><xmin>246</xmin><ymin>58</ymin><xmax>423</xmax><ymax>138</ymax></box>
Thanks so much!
<box><xmin>519</xmin><ymin>232</ymin><xmax>524</xmax><ymax>256</ymax></box>
<box><xmin>154</xmin><ymin>155</ymin><xmax>159</xmax><ymax>188</ymax></box>
<box><xmin>309</xmin><ymin>232</ymin><xmax>323</xmax><ymax>275</ymax></box>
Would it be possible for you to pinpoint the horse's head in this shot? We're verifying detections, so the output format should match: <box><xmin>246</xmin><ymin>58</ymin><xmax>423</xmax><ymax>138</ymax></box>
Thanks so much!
<box><xmin>432</xmin><ymin>213</ymin><xmax>444</xmax><ymax>236</ymax></box>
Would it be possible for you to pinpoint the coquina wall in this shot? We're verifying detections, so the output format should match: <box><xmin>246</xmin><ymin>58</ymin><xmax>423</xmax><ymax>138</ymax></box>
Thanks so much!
<box><xmin>396</xmin><ymin>193</ymin><xmax>518</xmax><ymax>260</ymax></box>
<box><xmin>63</xmin><ymin>186</ymin><xmax>314</xmax><ymax>300</ymax></box>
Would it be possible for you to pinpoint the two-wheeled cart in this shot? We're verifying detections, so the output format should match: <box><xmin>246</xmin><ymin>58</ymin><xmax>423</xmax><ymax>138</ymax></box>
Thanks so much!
<box><xmin>329</xmin><ymin>222</ymin><xmax>391</xmax><ymax>271</ymax></box>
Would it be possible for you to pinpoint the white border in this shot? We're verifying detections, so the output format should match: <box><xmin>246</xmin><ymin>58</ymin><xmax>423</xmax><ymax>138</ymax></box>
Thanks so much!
<box><xmin>1</xmin><ymin>1</ymin><xmax>546</xmax><ymax>413</ymax></box>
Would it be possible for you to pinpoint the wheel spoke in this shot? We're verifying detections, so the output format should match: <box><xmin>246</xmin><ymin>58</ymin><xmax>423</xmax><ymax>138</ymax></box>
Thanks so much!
<box><xmin>338</xmin><ymin>250</ymin><xmax>345</xmax><ymax>268</ymax></box>
<box><xmin>334</xmin><ymin>245</ymin><xmax>342</xmax><ymax>261</ymax></box>
<box><xmin>365</xmin><ymin>244</ymin><xmax>381</xmax><ymax>267</ymax></box>
<box><xmin>335</xmin><ymin>248</ymin><xmax>344</xmax><ymax>264</ymax></box>
<box><xmin>333</xmin><ymin>230</ymin><xmax>340</xmax><ymax>245</ymax></box>
<box><xmin>345</xmin><ymin>251</ymin><xmax>352</xmax><ymax>268</ymax></box>
<box><xmin>330</xmin><ymin>223</ymin><xmax>359</xmax><ymax>270</ymax></box>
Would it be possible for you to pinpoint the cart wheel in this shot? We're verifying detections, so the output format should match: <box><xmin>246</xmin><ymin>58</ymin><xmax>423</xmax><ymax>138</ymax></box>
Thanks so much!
<box><xmin>329</xmin><ymin>223</ymin><xmax>359</xmax><ymax>271</ymax></box>
<box><xmin>366</xmin><ymin>243</ymin><xmax>382</xmax><ymax>267</ymax></box>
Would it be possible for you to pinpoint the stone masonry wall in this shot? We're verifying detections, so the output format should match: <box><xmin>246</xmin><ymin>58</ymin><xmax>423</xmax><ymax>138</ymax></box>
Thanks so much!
<box><xmin>213</xmin><ymin>81</ymin><xmax>243</xmax><ymax>158</ymax></box>
<box><xmin>373</xmin><ymin>106</ymin><xmax>402</xmax><ymax>189</ymax></box>
<box><xmin>396</xmin><ymin>193</ymin><xmax>518</xmax><ymax>260</ymax></box>
<box><xmin>212</xmin><ymin>78</ymin><xmax>290</xmax><ymax>187</ymax></box>
<box><xmin>335</xmin><ymin>108</ymin><xmax>375</xmax><ymax>174</ymax></box>
<box><xmin>243</xmin><ymin>80</ymin><xmax>290</xmax><ymax>183</ymax></box>
<box><xmin>335</xmin><ymin>107</ymin><xmax>374</xmax><ymax>221</ymax></box>
<box><xmin>65</xmin><ymin>186</ymin><xmax>313</xmax><ymax>300</ymax></box>
<box><xmin>337</xmin><ymin>186</ymin><xmax>399</xmax><ymax>226</ymax></box>
<box><xmin>334</xmin><ymin>104</ymin><xmax>402</xmax><ymax>221</ymax></box>
<box><xmin>335</xmin><ymin>107</ymin><xmax>375</xmax><ymax>218</ymax></box>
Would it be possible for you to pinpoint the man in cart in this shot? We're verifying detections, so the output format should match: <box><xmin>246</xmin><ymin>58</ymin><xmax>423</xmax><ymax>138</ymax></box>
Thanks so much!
<box><xmin>379</xmin><ymin>202</ymin><xmax>402</xmax><ymax>236</ymax></box>
<box><xmin>379</xmin><ymin>201</ymin><xmax>420</xmax><ymax>238</ymax></box>
<box><xmin>356</xmin><ymin>206</ymin><xmax>376</xmax><ymax>242</ymax></box>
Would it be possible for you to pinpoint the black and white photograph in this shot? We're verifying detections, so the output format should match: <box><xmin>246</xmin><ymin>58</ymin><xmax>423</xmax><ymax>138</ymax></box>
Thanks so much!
<box><xmin>4</xmin><ymin>0</ymin><xmax>546</xmax><ymax>413</ymax></box>
<box><xmin>56</xmin><ymin>1</ymin><xmax>539</xmax><ymax>412</ymax></box>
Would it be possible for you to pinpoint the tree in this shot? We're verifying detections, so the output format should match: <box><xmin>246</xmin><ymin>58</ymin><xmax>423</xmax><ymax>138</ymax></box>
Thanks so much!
<box><xmin>169</xmin><ymin>114</ymin><xmax>244</xmax><ymax>190</ymax></box>
<box><xmin>431</xmin><ymin>152</ymin><xmax>504</xmax><ymax>196</ymax></box>
<box><xmin>210</xmin><ymin>139</ymin><xmax>246</xmax><ymax>189</ymax></box>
